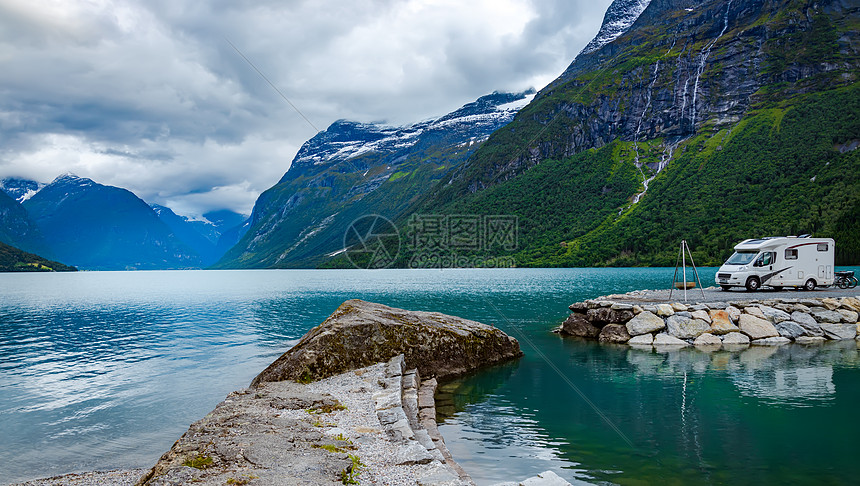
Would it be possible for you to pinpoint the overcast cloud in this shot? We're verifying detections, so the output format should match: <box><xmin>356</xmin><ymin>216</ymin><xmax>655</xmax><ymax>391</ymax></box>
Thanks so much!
<box><xmin>0</xmin><ymin>0</ymin><xmax>612</xmax><ymax>217</ymax></box>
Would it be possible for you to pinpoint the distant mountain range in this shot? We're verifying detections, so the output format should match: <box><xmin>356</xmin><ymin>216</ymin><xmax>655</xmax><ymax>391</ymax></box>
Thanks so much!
<box><xmin>0</xmin><ymin>175</ymin><xmax>247</xmax><ymax>270</ymax></box>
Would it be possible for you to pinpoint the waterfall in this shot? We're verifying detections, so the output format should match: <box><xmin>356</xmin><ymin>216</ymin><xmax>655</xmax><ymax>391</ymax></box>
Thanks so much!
<box><xmin>690</xmin><ymin>0</ymin><xmax>733</xmax><ymax>128</ymax></box>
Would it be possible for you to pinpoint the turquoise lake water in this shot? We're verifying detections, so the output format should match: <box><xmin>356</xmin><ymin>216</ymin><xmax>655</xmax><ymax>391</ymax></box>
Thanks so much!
<box><xmin>1</xmin><ymin>268</ymin><xmax>858</xmax><ymax>484</ymax></box>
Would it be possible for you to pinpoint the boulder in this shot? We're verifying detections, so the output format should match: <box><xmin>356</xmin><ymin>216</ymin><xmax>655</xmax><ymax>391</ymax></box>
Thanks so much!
<box><xmin>758</xmin><ymin>305</ymin><xmax>791</xmax><ymax>324</ymax></box>
<box><xmin>561</xmin><ymin>313</ymin><xmax>601</xmax><ymax>338</ymax></box>
<box><xmin>837</xmin><ymin>309</ymin><xmax>859</xmax><ymax>323</ymax></box>
<box><xmin>751</xmin><ymin>337</ymin><xmax>791</xmax><ymax>346</ymax></box>
<box><xmin>795</xmin><ymin>336</ymin><xmax>826</xmax><ymax>344</ymax></box>
<box><xmin>251</xmin><ymin>300</ymin><xmax>522</xmax><ymax>385</ymax></box>
<box><xmin>666</xmin><ymin>315</ymin><xmax>710</xmax><ymax>339</ymax></box>
<box><xmin>671</xmin><ymin>302</ymin><xmax>688</xmax><ymax>312</ymax></box>
<box><xmin>655</xmin><ymin>304</ymin><xmax>675</xmax><ymax>317</ymax></box>
<box><xmin>791</xmin><ymin>311</ymin><xmax>818</xmax><ymax>327</ymax></box>
<box><xmin>839</xmin><ymin>297</ymin><xmax>860</xmax><ymax>313</ymax></box>
<box><xmin>691</xmin><ymin>310</ymin><xmax>712</xmax><ymax>324</ymax></box>
<box><xmin>625</xmin><ymin>311</ymin><xmax>666</xmax><ymax>336</ymax></box>
<box><xmin>587</xmin><ymin>307</ymin><xmax>634</xmax><ymax>325</ymax></box>
<box><xmin>598</xmin><ymin>324</ymin><xmax>631</xmax><ymax>343</ymax></box>
<box><xmin>709</xmin><ymin>310</ymin><xmax>740</xmax><ymax>335</ymax></box>
<box><xmin>821</xmin><ymin>298</ymin><xmax>841</xmax><ymax>310</ymax></box>
<box><xmin>722</xmin><ymin>332</ymin><xmax>751</xmax><ymax>345</ymax></box>
<box><xmin>653</xmin><ymin>333</ymin><xmax>689</xmax><ymax>346</ymax></box>
<box><xmin>820</xmin><ymin>323</ymin><xmax>857</xmax><ymax>340</ymax></box>
<box><xmin>791</xmin><ymin>303</ymin><xmax>812</xmax><ymax>313</ymax></box>
<box><xmin>627</xmin><ymin>334</ymin><xmax>654</xmax><ymax>345</ymax></box>
<box><xmin>693</xmin><ymin>333</ymin><xmax>722</xmax><ymax>346</ymax></box>
<box><xmin>726</xmin><ymin>306</ymin><xmax>741</xmax><ymax>322</ymax></box>
<box><xmin>744</xmin><ymin>306</ymin><xmax>767</xmax><ymax>319</ymax></box>
<box><xmin>775</xmin><ymin>321</ymin><xmax>806</xmax><ymax>340</ymax></box>
<box><xmin>738</xmin><ymin>314</ymin><xmax>779</xmax><ymax>340</ymax></box>
<box><xmin>810</xmin><ymin>308</ymin><xmax>843</xmax><ymax>323</ymax></box>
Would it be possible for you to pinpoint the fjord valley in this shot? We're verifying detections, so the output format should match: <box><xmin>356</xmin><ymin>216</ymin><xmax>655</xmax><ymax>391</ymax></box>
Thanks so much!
<box><xmin>218</xmin><ymin>0</ymin><xmax>859</xmax><ymax>270</ymax></box>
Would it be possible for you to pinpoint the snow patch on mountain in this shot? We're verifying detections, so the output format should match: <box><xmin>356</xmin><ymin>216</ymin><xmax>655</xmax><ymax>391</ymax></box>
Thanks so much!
<box><xmin>580</xmin><ymin>0</ymin><xmax>652</xmax><ymax>55</ymax></box>
<box><xmin>289</xmin><ymin>90</ymin><xmax>536</xmax><ymax>172</ymax></box>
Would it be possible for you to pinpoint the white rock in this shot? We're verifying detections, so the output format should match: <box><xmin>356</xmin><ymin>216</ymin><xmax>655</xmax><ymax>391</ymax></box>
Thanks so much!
<box><xmin>626</xmin><ymin>311</ymin><xmax>666</xmax><ymax>336</ymax></box>
<box><xmin>722</xmin><ymin>332</ymin><xmax>751</xmax><ymax>344</ymax></box>
<box><xmin>671</xmin><ymin>302</ymin><xmax>688</xmax><ymax>312</ymax></box>
<box><xmin>627</xmin><ymin>333</ymin><xmax>654</xmax><ymax>345</ymax></box>
<box><xmin>795</xmin><ymin>336</ymin><xmax>826</xmax><ymax>344</ymax></box>
<box><xmin>758</xmin><ymin>305</ymin><xmax>791</xmax><ymax>324</ymax></box>
<box><xmin>691</xmin><ymin>310</ymin><xmax>712</xmax><ymax>324</ymax></box>
<box><xmin>693</xmin><ymin>333</ymin><xmax>722</xmax><ymax>346</ymax></box>
<box><xmin>751</xmin><ymin>337</ymin><xmax>791</xmax><ymax>346</ymax></box>
<box><xmin>653</xmin><ymin>333</ymin><xmax>689</xmax><ymax>346</ymax></box>
<box><xmin>738</xmin><ymin>314</ymin><xmax>780</xmax><ymax>340</ymax></box>
<box><xmin>744</xmin><ymin>306</ymin><xmax>766</xmax><ymax>319</ymax></box>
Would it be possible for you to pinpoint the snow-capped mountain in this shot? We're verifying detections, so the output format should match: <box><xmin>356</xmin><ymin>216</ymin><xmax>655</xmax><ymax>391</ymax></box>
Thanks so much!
<box><xmin>579</xmin><ymin>0</ymin><xmax>652</xmax><ymax>55</ymax></box>
<box><xmin>23</xmin><ymin>174</ymin><xmax>202</xmax><ymax>270</ymax></box>
<box><xmin>0</xmin><ymin>177</ymin><xmax>46</xmax><ymax>203</ymax></box>
<box><xmin>215</xmin><ymin>89</ymin><xmax>535</xmax><ymax>269</ymax></box>
<box><xmin>287</xmin><ymin>90</ymin><xmax>535</xmax><ymax>176</ymax></box>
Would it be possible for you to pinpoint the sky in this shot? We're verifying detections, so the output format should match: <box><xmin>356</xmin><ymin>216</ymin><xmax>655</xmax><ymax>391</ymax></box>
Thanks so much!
<box><xmin>0</xmin><ymin>0</ymin><xmax>613</xmax><ymax>217</ymax></box>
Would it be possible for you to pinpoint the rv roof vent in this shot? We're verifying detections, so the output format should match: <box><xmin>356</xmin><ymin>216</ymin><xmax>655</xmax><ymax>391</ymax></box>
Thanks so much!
<box><xmin>799</xmin><ymin>234</ymin><xmax>811</xmax><ymax>238</ymax></box>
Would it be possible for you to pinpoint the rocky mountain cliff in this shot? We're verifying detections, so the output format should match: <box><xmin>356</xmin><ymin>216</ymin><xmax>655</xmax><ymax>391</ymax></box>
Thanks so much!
<box><xmin>23</xmin><ymin>174</ymin><xmax>202</xmax><ymax>270</ymax></box>
<box><xmin>215</xmin><ymin>90</ymin><xmax>535</xmax><ymax>268</ymax></box>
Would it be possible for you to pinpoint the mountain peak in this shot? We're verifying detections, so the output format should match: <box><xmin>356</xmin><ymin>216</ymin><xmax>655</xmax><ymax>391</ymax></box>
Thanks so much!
<box><xmin>580</xmin><ymin>0</ymin><xmax>652</xmax><ymax>55</ymax></box>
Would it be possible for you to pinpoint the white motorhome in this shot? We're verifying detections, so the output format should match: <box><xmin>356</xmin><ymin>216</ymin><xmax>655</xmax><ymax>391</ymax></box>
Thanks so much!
<box><xmin>716</xmin><ymin>236</ymin><xmax>835</xmax><ymax>291</ymax></box>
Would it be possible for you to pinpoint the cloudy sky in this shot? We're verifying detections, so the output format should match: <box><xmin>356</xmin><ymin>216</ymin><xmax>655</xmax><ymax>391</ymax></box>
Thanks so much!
<box><xmin>0</xmin><ymin>0</ymin><xmax>612</xmax><ymax>217</ymax></box>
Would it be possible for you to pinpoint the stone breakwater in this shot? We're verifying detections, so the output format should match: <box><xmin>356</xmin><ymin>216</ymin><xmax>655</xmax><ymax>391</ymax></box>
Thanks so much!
<box><xmin>560</xmin><ymin>295</ymin><xmax>860</xmax><ymax>348</ymax></box>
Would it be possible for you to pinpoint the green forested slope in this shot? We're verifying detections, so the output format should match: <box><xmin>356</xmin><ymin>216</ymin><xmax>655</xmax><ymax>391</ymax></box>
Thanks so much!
<box><xmin>0</xmin><ymin>241</ymin><xmax>77</xmax><ymax>272</ymax></box>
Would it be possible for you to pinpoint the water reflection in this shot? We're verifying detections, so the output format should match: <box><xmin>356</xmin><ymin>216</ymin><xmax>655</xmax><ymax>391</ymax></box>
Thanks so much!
<box><xmin>623</xmin><ymin>341</ymin><xmax>860</xmax><ymax>407</ymax></box>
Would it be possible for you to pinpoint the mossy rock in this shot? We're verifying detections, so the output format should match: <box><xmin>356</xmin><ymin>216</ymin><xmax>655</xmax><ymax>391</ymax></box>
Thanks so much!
<box><xmin>251</xmin><ymin>300</ymin><xmax>522</xmax><ymax>386</ymax></box>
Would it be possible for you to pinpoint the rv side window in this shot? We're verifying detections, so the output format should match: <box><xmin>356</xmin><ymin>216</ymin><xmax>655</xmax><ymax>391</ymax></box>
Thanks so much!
<box><xmin>785</xmin><ymin>249</ymin><xmax>798</xmax><ymax>260</ymax></box>
<box><xmin>817</xmin><ymin>243</ymin><xmax>828</xmax><ymax>251</ymax></box>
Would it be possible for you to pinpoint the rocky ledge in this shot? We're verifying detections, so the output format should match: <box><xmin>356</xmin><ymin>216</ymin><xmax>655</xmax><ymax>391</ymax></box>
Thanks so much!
<box><xmin>136</xmin><ymin>300</ymin><xmax>525</xmax><ymax>486</ymax></box>
<box><xmin>559</xmin><ymin>295</ymin><xmax>860</xmax><ymax>349</ymax></box>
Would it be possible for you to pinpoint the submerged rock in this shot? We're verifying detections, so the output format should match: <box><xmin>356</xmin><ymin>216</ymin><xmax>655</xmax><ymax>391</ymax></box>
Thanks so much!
<box><xmin>252</xmin><ymin>300</ymin><xmax>522</xmax><ymax>385</ymax></box>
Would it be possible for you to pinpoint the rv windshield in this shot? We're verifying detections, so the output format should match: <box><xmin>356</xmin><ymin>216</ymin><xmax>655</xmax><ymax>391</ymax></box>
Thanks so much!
<box><xmin>725</xmin><ymin>251</ymin><xmax>758</xmax><ymax>265</ymax></box>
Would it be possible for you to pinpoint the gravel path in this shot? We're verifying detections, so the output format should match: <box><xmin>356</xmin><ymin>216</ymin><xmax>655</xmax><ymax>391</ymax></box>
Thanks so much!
<box><xmin>605</xmin><ymin>286</ymin><xmax>859</xmax><ymax>304</ymax></box>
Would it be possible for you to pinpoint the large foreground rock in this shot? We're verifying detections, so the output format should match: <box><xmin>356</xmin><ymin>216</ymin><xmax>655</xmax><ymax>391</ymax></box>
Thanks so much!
<box><xmin>738</xmin><ymin>315</ymin><xmax>779</xmax><ymax>340</ymax></box>
<box><xmin>252</xmin><ymin>300</ymin><xmax>522</xmax><ymax>385</ymax></box>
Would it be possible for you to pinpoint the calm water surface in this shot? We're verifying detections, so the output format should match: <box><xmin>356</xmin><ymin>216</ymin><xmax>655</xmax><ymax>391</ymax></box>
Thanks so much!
<box><xmin>1</xmin><ymin>268</ymin><xmax>858</xmax><ymax>484</ymax></box>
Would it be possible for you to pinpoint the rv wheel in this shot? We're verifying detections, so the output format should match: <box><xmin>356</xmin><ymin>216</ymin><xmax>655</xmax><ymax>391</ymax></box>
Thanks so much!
<box><xmin>745</xmin><ymin>277</ymin><xmax>761</xmax><ymax>291</ymax></box>
<box><xmin>803</xmin><ymin>279</ymin><xmax>816</xmax><ymax>291</ymax></box>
